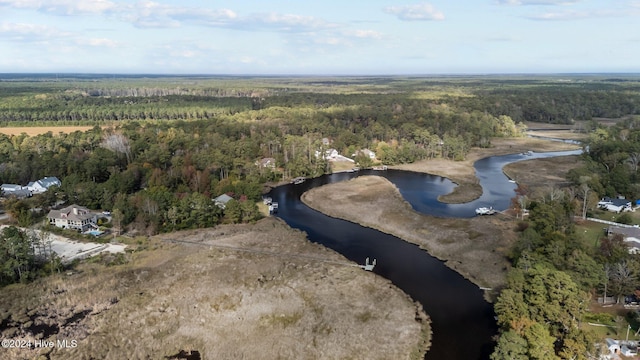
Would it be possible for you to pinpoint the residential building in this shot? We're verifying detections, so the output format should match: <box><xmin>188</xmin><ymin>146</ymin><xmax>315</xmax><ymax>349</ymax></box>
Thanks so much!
<box><xmin>26</xmin><ymin>176</ymin><xmax>61</xmax><ymax>194</ymax></box>
<box><xmin>256</xmin><ymin>157</ymin><xmax>276</xmax><ymax>169</ymax></box>
<box><xmin>352</xmin><ymin>148</ymin><xmax>377</xmax><ymax>160</ymax></box>
<box><xmin>0</xmin><ymin>184</ymin><xmax>32</xmax><ymax>198</ymax></box>
<box><xmin>47</xmin><ymin>205</ymin><xmax>97</xmax><ymax>232</ymax></box>
<box><xmin>598</xmin><ymin>197</ymin><xmax>633</xmax><ymax>213</ymax></box>
<box><xmin>213</xmin><ymin>194</ymin><xmax>234</xmax><ymax>209</ymax></box>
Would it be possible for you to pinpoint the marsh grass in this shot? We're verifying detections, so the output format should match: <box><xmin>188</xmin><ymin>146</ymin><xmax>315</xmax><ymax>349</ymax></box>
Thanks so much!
<box><xmin>1</xmin><ymin>218</ymin><xmax>429</xmax><ymax>360</ymax></box>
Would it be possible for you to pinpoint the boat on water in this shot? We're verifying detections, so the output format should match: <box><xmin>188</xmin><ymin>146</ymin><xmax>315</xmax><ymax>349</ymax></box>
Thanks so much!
<box><xmin>475</xmin><ymin>207</ymin><xmax>496</xmax><ymax>215</ymax></box>
<box><xmin>269</xmin><ymin>202</ymin><xmax>279</xmax><ymax>213</ymax></box>
<box><xmin>291</xmin><ymin>177</ymin><xmax>306</xmax><ymax>185</ymax></box>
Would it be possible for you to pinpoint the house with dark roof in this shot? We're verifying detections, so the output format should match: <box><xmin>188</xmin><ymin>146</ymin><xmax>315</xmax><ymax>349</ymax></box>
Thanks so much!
<box><xmin>47</xmin><ymin>204</ymin><xmax>97</xmax><ymax>232</ymax></box>
<box><xmin>598</xmin><ymin>197</ymin><xmax>633</xmax><ymax>213</ymax></box>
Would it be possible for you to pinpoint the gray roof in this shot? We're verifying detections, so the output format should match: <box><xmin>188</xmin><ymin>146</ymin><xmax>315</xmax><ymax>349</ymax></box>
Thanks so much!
<box><xmin>1</xmin><ymin>184</ymin><xmax>23</xmax><ymax>191</ymax></box>
<box><xmin>47</xmin><ymin>204</ymin><xmax>94</xmax><ymax>222</ymax></box>
<box><xmin>39</xmin><ymin>177</ymin><xmax>61</xmax><ymax>188</ymax></box>
<box><xmin>214</xmin><ymin>194</ymin><xmax>234</xmax><ymax>204</ymax></box>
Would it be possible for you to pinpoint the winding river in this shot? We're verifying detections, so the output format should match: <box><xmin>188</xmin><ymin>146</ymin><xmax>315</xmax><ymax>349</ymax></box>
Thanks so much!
<box><xmin>268</xmin><ymin>148</ymin><xmax>582</xmax><ymax>360</ymax></box>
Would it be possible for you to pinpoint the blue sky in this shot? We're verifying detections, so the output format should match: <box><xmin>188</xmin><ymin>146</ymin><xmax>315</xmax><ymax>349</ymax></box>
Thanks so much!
<box><xmin>1</xmin><ymin>0</ymin><xmax>638</xmax><ymax>74</ymax></box>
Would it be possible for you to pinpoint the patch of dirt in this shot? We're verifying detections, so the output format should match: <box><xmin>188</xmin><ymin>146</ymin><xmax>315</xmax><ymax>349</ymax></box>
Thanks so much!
<box><xmin>301</xmin><ymin>176</ymin><xmax>513</xmax><ymax>292</ymax></box>
<box><xmin>0</xmin><ymin>217</ymin><xmax>430</xmax><ymax>360</ymax></box>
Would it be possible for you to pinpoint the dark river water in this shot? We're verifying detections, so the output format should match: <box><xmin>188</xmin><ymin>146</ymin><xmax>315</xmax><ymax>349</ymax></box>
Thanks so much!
<box><xmin>268</xmin><ymin>149</ymin><xmax>582</xmax><ymax>360</ymax></box>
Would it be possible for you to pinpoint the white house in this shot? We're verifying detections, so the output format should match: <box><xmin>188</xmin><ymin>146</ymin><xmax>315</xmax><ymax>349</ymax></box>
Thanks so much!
<box><xmin>352</xmin><ymin>148</ymin><xmax>377</xmax><ymax>160</ymax></box>
<box><xmin>606</xmin><ymin>338</ymin><xmax>621</xmax><ymax>355</ymax></box>
<box><xmin>213</xmin><ymin>194</ymin><xmax>234</xmax><ymax>209</ymax></box>
<box><xmin>599</xmin><ymin>197</ymin><xmax>633</xmax><ymax>213</ymax></box>
<box><xmin>2</xmin><ymin>176</ymin><xmax>60</xmax><ymax>197</ymax></box>
<box><xmin>47</xmin><ymin>205</ymin><xmax>97</xmax><ymax>232</ymax></box>
<box><xmin>315</xmin><ymin>148</ymin><xmax>339</xmax><ymax>160</ymax></box>
<box><xmin>255</xmin><ymin>157</ymin><xmax>276</xmax><ymax>169</ymax></box>
<box><xmin>314</xmin><ymin>148</ymin><xmax>355</xmax><ymax>163</ymax></box>
<box><xmin>27</xmin><ymin>176</ymin><xmax>61</xmax><ymax>194</ymax></box>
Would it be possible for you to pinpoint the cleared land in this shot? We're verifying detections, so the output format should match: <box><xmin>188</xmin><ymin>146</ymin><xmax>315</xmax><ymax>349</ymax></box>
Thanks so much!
<box><xmin>0</xmin><ymin>217</ymin><xmax>429</xmax><ymax>360</ymax></box>
<box><xmin>302</xmin><ymin>176</ymin><xmax>512</xmax><ymax>291</ymax></box>
<box><xmin>392</xmin><ymin>136</ymin><xmax>581</xmax><ymax>203</ymax></box>
<box><xmin>0</xmin><ymin>126</ymin><xmax>96</xmax><ymax>136</ymax></box>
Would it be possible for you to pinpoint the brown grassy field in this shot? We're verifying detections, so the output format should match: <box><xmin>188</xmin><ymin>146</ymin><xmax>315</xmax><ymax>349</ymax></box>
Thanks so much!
<box><xmin>503</xmin><ymin>155</ymin><xmax>583</xmax><ymax>195</ymax></box>
<box><xmin>0</xmin><ymin>218</ymin><xmax>429</xmax><ymax>360</ymax></box>
<box><xmin>302</xmin><ymin>176</ymin><xmax>513</xmax><ymax>292</ymax></box>
<box><xmin>0</xmin><ymin>126</ymin><xmax>96</xmax><ymax>136</ymax></box>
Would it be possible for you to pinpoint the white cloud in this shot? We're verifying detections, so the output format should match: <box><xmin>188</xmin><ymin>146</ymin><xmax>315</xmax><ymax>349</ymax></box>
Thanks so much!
<box><xmin>125</xmin><ymin>1</ymin><xmax>236</xmax><ymax>29</ymax></box>
<box><xmin>526</xmin><ymin>9</ymin><xmax>619</xmax><ymax>20</ymax></box>
<box><xmin>486</xmin><ymin>35</ymin><xmax>520</xmax><ymax>42</ymax></box>
<box><xmin>0</xmin><ymin>0</ymin><xmax>117</xmax><ymax>15</ymax></box>
<box><xmin>237</xmin><ymin>12</ymin><xmax>339</xmax><ymax>33</ymax></box>
<box><xmin>76</xmin><ymin>37</ymin><xmax>119</xmax><ymax>47</ymax></box>
<box><xmin>384</xmin><ymin>3</ymin><xmax>445</xmax><ymax>21</ymax></box>
<box><xmin>0</xmin><ymin>22</ymin><xmax>72</xmax><ymax>41</ymax></box>
<box><xmin>497</xmin><ymin>0</ymin><xmax>580</xmax><ymax>5</ymax></box>
<box><xmin>352</xmin><ymin>29</ymin><xmax>383</xmax><ymax>40</ymax></box>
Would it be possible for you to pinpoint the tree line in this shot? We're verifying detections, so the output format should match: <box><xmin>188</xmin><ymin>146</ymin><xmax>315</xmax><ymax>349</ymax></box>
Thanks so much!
<box><xmin>491</xmin><ymin>117</ymin><xmax>640</xmax><ymax>358</ymax></box>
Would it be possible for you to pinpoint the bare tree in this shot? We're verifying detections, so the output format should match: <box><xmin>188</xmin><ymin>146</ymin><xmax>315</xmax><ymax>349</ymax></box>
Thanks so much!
<box><xmin>627</xmin><ymin>152</ymin><xmax>640</xmax><ymax>173</ymax></box>
<box><xmin>102</xmin><ymin>133</ymin><xmax>132</xmax><ymax>164</ymax></box>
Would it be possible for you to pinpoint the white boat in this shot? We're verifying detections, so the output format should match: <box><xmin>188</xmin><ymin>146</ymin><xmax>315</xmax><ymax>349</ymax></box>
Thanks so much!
<box><xmin>291</xmin><ymin>177</ymin><xmax>306</xmax><ymax>185</ymax></box>
<box><xmin>475</xmin><ymin>207</ymin><xmax>496</xmax><ymax>215</ymax></box>
<box><xmin>269</xmin><ymin>202</ymin><xmax>279</xmax><ymax>213</ymax></box>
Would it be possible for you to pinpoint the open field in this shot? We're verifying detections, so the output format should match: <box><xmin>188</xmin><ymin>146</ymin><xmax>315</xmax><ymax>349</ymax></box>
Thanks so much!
<box><xmin>302</xmin><ymin>175</ymin><xmax>513</xmax><ymax>291</ymax></box>
<box><xmin>392</xmin><ymin>136</ymin><xmax>581</xmax><ymax>203</ymax></box>
<box><xmin>0</xmin><ymin>217</ymin><xmax>429</xmax><ymax>360</ymax></box>
<box><xmin>0</xmin><ymin>126</ymin><xmax>96</xmax><ymax>136</ymax></box>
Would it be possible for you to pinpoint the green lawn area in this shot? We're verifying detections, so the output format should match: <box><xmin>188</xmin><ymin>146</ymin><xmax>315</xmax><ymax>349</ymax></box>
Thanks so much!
<box><xmin>575</xmin><ymin>220</ymin><xmax>608</xmax><ymax>250</ymax></box>
<box><xmin>589</xmin><ymin>207</ymin><xmax>640</xmax><ymax>226</ymax></box>
<box><xmin>330</xmin><ymin>160</ymin><xmax>357</xmax><ymax>172</ymax></box>
<box><xmin>584</xmin><ymin>308</ymin><xmax>640</xmax><ymax>342</ymax></box>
